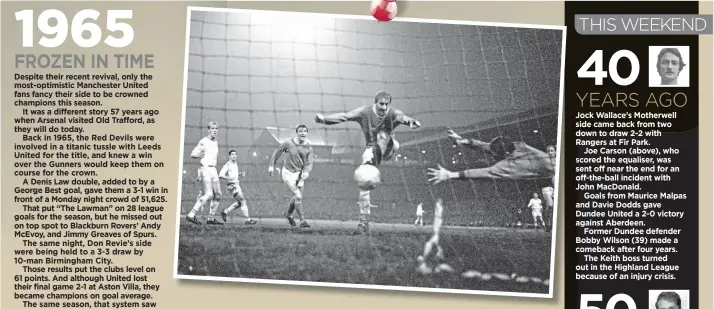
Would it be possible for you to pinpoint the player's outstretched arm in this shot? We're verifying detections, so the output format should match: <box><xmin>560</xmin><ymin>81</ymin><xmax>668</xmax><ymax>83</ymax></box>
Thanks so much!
<box><xmin>427</xmin><ymin>165</ymin><xmax>455</xmax><ymax>184</ymax></box>
<box><xmin>427</xmin><ymin>164</ymin><xmax>513</xmax><ymax>184</ymax></box>
<box><xmin>268</xmin><ymin>142</ymin><xmax>287</xmax><ymax>176</ymax></box>
<box><xmin>393</xmin><ymin>109</ymin><xmax>421</xmax><ymax>129</ymax></box>
<box><xmin>427</xmin><ymin>150</ymin><xmax>554</xmax><ymax>184</ymax></box>
<box><xmin>315</xmin><ymin>106</ymin><xmax>365</xmax><ymax>125</ymax></box>
<box><xmin>446</xmin><ymin>129</ymin><xmax>490</xmax><ymax>151</ymax></box>
<box><xmin>427</xmin><ymin>163</ymin><xmax>542</xmax><ymax>183</ymax></box>
<box><xmin>190</xmin><ymin>141</ymin><xmax>204</xmax><ymax>159</ymax></box>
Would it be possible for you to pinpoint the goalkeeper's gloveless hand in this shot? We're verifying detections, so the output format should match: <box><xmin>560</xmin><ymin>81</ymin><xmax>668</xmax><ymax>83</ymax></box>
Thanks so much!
<box><xmin>446</xmin><ymin>128</ymin><xmax>461</xmax><ymax>140</ymax></box>
<box><xmin>446</xmin><ymin>128</ymin><xmax>470</xmax><ymax>146</ymax></box>
<box><xmin>409</xmin><ymin>120</ymin><xmax>421</xmax><ymax>129</ymax></box>
<box><xmin>427</xmin><ymin>164</ymin><xmax>452</xmax><ymax>185</ymax></box>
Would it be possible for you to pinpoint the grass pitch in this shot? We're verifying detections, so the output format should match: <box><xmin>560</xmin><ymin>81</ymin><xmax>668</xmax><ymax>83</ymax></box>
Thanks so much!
<box><xmin>176</xmin><ymin>218</ymin><xmax>552</xmax><ymax>295</ymax></box>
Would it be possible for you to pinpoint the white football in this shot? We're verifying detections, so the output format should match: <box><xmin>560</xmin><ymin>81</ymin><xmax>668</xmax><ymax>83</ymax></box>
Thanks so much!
<box><xmin>354</xmin><ymin>164</ymin><xmax>381</xmax><ymax>191</ymax></box>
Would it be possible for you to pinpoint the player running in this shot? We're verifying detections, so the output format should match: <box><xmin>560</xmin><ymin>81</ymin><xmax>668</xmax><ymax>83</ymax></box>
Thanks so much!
<box><xmin>269</xmin><ymin>125</ymin><xmax>315</xmax><ymax>228</ymax></box>
<box><xmin>414</xmin><ymin>203</ymin><xmax>424</xmax><ymax>226</ymax></box>
<box><xmin>427</xmin><ymin>129</ymin><xmax>556</xmax><ymax>185</ymax></box>
<box><xmin>527</xmin><ymin>192</ymin><xmax>546</xmax><ymax>231</ymax></box>
<box><xmin>186</xmin><ymin>121</ymin><xmax>223</xmax><ymax>225</ymax></box>
<box><xmin>314</xmin><ymin>91</ymin><xmax>421</xmax><ymax>233</ymax></box>
<box><xmin>219</xmin><ymin>150</ymin><xmax>258</xmax><ymax>225</ymax></box>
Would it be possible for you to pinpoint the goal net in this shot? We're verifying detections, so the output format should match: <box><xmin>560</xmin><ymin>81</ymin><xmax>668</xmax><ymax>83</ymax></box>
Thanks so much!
<box><xmin>181</xmin><ymin>9</ymin><xmax>562</xmax><ymax>228</ymax></box>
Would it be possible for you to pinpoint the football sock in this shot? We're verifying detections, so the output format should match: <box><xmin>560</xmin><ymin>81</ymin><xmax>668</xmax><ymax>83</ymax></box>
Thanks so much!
<box><xmin>294</xmin><ymin>201</ymin><xmax>305</xmax><ymax>222</ymax></box>
<box><xmin>189</xmin><ymin>195</ymin><xmax>208</xmax><ymax>218</ymax></box>
<box><xmin>358</xmin><ymin>190</ymin><xmax>371</xmax><ymax>223</ymax></box>
<box><xmin>240</xmin><ymin>202</ymin><xmax>250</xmax><ymax>220</ymax></box>
<box><xmin>225</xmin><ymin>200</ymin><xmax>241</xmax><ymax>213</ymax></box>
<box><xmin>287</xmin><ymin>199</ymin><xmax>295</xmax><ymax>217</ymax></box>
<box><xmin>208</xmin><ymin>200</ymin><xmax>220</xmax><ymax>218</ymax></box>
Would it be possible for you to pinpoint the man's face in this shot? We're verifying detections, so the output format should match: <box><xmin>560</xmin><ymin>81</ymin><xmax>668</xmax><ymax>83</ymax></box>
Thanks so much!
<box><xmin>658</xmin><ymin>52</ymin><xmax>681</xmax><ymax>84</ymax></box>
<box><xmin>533</xmin><ymin>193</ymin><xmax>539</xmax><ymax>198</ymax></box>
<box><xmin>208</xmin><ymin>124</ymin><xmax>218</xmax><ymax>138</ymax></box>
<box><xmin>656</xmin><ymin>299</ymin><xmax>679</xmax><ymax>309</ymax></box>
<box><xmin>375</xmin><ymin>98</ymin><xmax>390</xmax><ymax>116</ymax></box>
<box><xmin>547</xmin><ymin>146</ymin><xmax>556</xmax><ymax>158</ymax></box>
<box><xmin>229</xmin><ymin>152</ymin><xmax>237</xmax><ymax>162</ymax></box>
<box><xmin>297</xmin><ymin>127</ymin><xmax>308</xmax><ymax>142</ymax></box>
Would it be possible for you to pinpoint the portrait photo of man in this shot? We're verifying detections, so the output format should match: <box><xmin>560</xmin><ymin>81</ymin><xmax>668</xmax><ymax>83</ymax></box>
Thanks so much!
<box><xmin>649</xmin><ymin>46</ymin><xmax>690</xmax><ymax>87</ymax></box>
<box><xmin>649</xmin><ymin>290</ymin><xmax>689</xmax><ymax>309</ymax></box>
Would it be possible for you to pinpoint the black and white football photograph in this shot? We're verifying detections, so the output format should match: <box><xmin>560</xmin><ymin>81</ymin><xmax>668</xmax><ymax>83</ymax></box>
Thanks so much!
<box><xmin>174</xmin><ymin>6</ymin><xmax>565</xmax><ymax>298</ymax></box>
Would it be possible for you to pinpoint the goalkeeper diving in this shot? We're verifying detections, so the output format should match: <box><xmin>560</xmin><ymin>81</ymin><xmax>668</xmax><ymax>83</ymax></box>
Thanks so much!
<box><xmin>427</xmin><ymin>129</ymin><xmax>557</xmax><ymax>185</ymax></box>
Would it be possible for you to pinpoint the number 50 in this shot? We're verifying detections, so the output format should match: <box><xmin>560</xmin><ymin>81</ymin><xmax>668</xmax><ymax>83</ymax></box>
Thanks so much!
<box><xmin>577</xmin><ymin>50</ymin><xmax>640</xmax><ymax>86</ymax></box>
<box><xmin>15</xmin><ymin>9</ymin><xmax>134</xmax><ymax>48</ymax></box>
<box><xmin>581</xmin><ymin>294</ymin><xmax>637</xmax><ymax>309</ymax></box>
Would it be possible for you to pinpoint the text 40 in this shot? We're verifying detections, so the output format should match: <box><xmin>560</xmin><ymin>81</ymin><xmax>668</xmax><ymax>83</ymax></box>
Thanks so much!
<box><xmin>577</xmin><ymin>50</ymin><xmax>640</xmax><ymax>86</ymax></box>
<box><xmin>15</xmin><ymin>9</ymin><xmax>134</xmax><ymax>48</ymax></box>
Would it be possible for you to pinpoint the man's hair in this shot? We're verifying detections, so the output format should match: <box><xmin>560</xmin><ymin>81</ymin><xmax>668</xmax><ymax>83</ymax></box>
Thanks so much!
<box><xmin>228</xmin><ymin>150</ymin><xmax>237</xmax><ymax>156</ymax></box>
<box><xmin>374</xmin><ymin>91</ymin><xmax>392</xmax><ymax>104</ymax></box>
<box><xmin>489</xmin><ymin>136</ymin><xmax>516</xmax><ymax>160</ymax></box>
<box><xmin>656</xmin><ymin>292</ymin><xmax>681</xmax><ymax>308</ymax></box>
<box><xmin>207</xmin><ymin>121</ymin><xmax>218</xmax><ymax>129</ymax></box>
<box><xmin>657</xmin><ymin>48</ymin><xmax>686</xmax><ymax>70</ymax></box>
<box><xmin>296</xmin><ymin>124</ymin><xmax>308</xmax><ymax>133</ymax></box>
